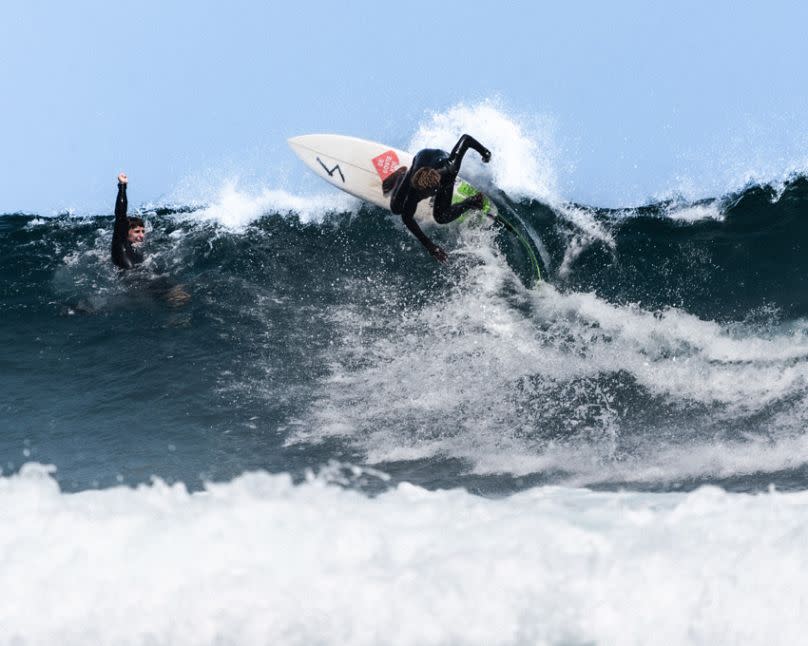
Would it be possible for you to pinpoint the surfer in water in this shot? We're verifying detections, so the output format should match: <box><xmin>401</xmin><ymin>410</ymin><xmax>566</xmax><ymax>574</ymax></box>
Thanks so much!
<box><xmin>110</xmin><ymin>172</ymin><xmax>190</xmax><ymax>306</ymax></box>
<box><xmin>382</xmin><ymin>134</ymin><xmax>491</xmax><ymax>263</ymax></box>
<box><xmin>111</xmin><ymin>172</ymin><xmax>145</xmax><ymax>270</ymax></box>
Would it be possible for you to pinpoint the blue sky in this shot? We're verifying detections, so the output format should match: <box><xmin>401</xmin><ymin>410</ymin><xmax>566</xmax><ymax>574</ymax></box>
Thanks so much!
<box><xmin>2</xmin><ymin>0</ymin><xmax>808</xmax><ymax>213</ymax></box>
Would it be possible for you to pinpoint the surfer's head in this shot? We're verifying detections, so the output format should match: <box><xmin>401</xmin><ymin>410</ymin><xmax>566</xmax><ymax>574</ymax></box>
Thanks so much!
<box><xmin>411</xmin><ymin>168</ymin><xmax>441</xmax><ymax>192</ymax></box>
<box><xmin>127</xmin><ymin>217</ymin><xmax>146</xmax><ymax>244</ymax></box>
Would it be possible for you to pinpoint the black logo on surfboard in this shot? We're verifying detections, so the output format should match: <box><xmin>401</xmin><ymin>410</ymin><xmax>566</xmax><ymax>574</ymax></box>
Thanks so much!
<box><xmin>316</xmin><ymin>157</ymin><xmax>345</xmax><ymax>183</ymax></box>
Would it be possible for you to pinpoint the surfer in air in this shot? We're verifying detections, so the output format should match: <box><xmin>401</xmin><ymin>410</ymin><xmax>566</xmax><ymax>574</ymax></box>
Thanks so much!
<box><xmin>111</xmin><ymin>172</ymin><xmax>146</xmax><ymax>270</ymax></box>
<box><xmin>382</xmin><ymin>134</ymin><xmax>491</xmax><ymax>263</ymax></box>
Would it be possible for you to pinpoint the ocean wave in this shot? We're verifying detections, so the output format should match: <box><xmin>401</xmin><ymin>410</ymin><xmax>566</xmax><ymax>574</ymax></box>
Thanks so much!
<box><xmin>4</xmin><ymin>167</ymin><xmax>808</xmax><ymax>492</ymax></box>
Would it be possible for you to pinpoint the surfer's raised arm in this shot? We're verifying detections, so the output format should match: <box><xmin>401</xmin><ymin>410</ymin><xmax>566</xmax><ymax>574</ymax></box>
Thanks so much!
<box><xmin>447</xmin><ymin>134</ymin><xmax>491</xmax><ymax>174</ymax></box>
<box><xmin>111</xmin><ymin>172</ymin><xmax>146</xmax><ymax>270</ymax></box>
<box><xmin>113</xmin><ymin>173</ymin><xmax>129</xmax><ymax>244</ymax></box>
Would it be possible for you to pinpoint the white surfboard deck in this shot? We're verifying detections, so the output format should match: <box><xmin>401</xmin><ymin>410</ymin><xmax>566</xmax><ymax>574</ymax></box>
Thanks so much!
<box><xmin>288</xmin><ymin>134</ymin><xmax>495</xmax><ymax>224</ymax></box>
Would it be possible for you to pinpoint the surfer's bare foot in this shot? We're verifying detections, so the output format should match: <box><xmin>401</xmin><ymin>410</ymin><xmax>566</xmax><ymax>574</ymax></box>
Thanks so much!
<box><xmin>466</xmin><ymin>193</ymin><xmax>485</xmax><ymax>209</ymax></box>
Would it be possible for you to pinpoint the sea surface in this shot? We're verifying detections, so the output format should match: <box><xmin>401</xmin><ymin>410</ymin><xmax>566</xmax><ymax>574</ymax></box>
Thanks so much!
<box><xmin>3</xmin><ymin>108</ymin><xmax>808</xmax><ymax>644</ymax></box>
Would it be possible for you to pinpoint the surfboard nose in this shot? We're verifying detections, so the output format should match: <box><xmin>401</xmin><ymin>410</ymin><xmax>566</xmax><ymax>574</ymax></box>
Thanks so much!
<box><xmin>288</xmin><ymin>134</ymin><xmax>315</xmax><ymax>153</ymax></box>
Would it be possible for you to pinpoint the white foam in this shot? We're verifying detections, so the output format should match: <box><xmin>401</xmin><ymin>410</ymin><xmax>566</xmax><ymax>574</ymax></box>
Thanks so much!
<box><xmin>167</xmin><ymin>180</ymin><xmax>359</xmax><ymax>230</ymax></box>
<box><xmin>551</xmin><ymin>203</ymin><xmax>616</xmax><ymax>278</ymax></box>
<box><xmin>290</xmin><ymin>235</ymin><xmax>808</xmax><ymax>483</ymax></box>
<box><xmin>663</xmin><ymin>201</ymin><xmax>724</xmax><ymax>222</ymax></box>
<box><xmin>408</xmin><ymin>100</ymin><xmax>561</xmax><ymax>203</ymax></box>
<box><xmin>1</xmin><ymin>463</ymin><xmax>806</xmax><ymax>645</ymax></box>
<box><xmin>567</xmin><ymin>433</ymin><xmax>808</xmax><ymax>486</ymax></box>
<box><xmin>653</xmin><ymin>149</ymin><xmax>808</xmax><ymax>215</ymax></box>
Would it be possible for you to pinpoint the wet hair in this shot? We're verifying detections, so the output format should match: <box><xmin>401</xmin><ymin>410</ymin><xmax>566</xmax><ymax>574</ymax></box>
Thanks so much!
<box><xmin>128</xmin><ymin>216</ymin><xmax>145</xmax><ymax>230</ymax></box>
<box><xmin>411</xmin><ymin>167</ymin><xmax>441</xmax><ymax>191</ymax></box>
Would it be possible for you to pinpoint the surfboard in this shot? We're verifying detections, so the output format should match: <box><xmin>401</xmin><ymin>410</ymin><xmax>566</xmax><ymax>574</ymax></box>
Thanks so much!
<box><xmin>287</xmin><ymin>134</ymin><xmax>496</xmax><ymax>224</ymax></box>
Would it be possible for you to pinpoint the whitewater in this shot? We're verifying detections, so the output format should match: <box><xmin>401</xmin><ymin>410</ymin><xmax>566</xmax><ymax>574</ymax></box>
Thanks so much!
<box><xmin>3</xmin><ymin>103</ymin><xmax>808</xmax><ymax>645</ymax></box>
<box><xmin>3</xmin><ymin>464</ymin><xmax>807</xmax><ymax>645</ymax></box>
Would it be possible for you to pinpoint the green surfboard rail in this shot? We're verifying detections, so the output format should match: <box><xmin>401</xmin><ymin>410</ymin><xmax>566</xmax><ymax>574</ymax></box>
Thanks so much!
<box><xmin>451</xmin><ymin>182</ymin><xmax>542</xmax><ymax>283</ymax></box>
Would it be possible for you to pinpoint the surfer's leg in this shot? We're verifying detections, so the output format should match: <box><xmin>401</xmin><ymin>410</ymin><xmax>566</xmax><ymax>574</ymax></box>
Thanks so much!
<box><xmin>433</xmin><ymin>192</ymin><xmax>485</xmax><ymax>224</ymax></box>
<box><xmin>432</xmin><ymin>182</ymin><xmax>460</xmax><ymax>224</ymax></box>
<box><xmin>382</xmin><ymin>166</ymin><xmax>407</xmax><ymax>196</ymax></box>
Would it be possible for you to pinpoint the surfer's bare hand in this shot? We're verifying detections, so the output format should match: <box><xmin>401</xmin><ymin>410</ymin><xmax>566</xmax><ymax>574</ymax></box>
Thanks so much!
<box><xmin>118</xmin><ymin>172</ymin><xmax>128</xmax><ymax>185</ymax></box>
<box><xmin>431</xmin><ymin>245</ymin><xmax>449</xmax><ymax>264</ymax></box>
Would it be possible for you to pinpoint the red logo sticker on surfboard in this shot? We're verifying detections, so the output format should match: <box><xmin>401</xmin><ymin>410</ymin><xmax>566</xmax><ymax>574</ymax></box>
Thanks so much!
<box><xmin>371</xmin><ymin>150</ymin><xmax>400</xmax><ymax>181</ymax></box>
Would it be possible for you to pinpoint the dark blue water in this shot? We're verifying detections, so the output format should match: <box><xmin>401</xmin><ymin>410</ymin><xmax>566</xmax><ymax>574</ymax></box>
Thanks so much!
<box><xmin>4</xmin><ymin>176</ymin><xmax>808</xmax><ymax>494</ymax></box>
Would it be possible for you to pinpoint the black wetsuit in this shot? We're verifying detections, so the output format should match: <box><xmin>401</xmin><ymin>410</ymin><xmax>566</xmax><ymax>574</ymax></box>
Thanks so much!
<box><xmin>111</xmin><ymin>182</ymin><xmax>143</xmax><ymax>269</ymax></box>
<box><xmin>389</xmin><ymin>134</ymin><xmax>490</xmax><ymax>256</ymax></box>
